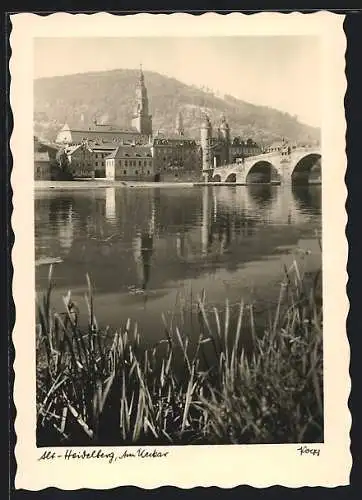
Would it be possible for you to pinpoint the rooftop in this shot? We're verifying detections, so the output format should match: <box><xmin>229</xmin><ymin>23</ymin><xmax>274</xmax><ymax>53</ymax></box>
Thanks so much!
<box><xmin>107</xmin><ymin>145</ymin><xmax>153</xmax><ymax>160</ymax></box>
<box><xmin>153</xmin><ymin>136</ymin><xmax>196</xmax><ymax>146</ymax></box>
<box><xmin>61</xmin><ymin>123</ymin><xmax>142</xmax><ymax>135</ymax></box>
<box><xmin>87</xmin><ymin>141</ymin><xmax>118</xmax><ymax>151</ymax></box>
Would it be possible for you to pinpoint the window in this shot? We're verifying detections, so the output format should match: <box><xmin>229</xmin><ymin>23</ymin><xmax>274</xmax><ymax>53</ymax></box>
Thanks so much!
<box><xmin>124</xmin><ymin>170</ymin><xmax>127</xmax><ymax>175</ymax></box>
<box><xmin>125</xmin><ymin>160</ymin><xmax>128</xmax><ymax>166</ymax></box>
<box><xmin>147</xmin><ymin>170</ymin><xmax>150</xmax><ymax>175</ymax></box>
<box><xmin>138</xmin><ymin>161</ymin><xmax>142</xmax><ymax>167</ymax></box>
<box><xmin>95</xmin><ymin>162</ymin><xmax>98</xmax><ymax>167</ymax></box>
<box><xmin>135</xmin><ymin>170</ymin><xmax>138</xmax><ymax>175</ymax></box>
<box><xmin>144</xmin><ymin>160</ymin><xmax>147</xmax><ymax>166</ymax></box>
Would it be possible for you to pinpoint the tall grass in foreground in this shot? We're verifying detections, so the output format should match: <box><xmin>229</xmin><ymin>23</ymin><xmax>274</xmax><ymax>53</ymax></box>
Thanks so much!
<box><xmin>36</xmin><ymin>261</ymin><xmax>323</xmax><ymax>446</ymax></box>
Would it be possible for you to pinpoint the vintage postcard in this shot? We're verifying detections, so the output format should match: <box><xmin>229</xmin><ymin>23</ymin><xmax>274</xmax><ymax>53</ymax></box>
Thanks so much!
<box><xmin>11</xmin><ymin>12</ymin><xmax>350</xmax><ymax>489</ymax></box>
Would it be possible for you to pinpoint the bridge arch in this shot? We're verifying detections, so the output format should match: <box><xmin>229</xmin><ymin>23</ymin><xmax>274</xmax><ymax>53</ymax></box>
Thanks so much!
<box><xmin>225</xmin><ymin>173</ymin><xmax>237</xmax><ymax>183</ymax></box>
<box><xmin>212</xmin><ymin>174</ymin><xmax>221</xmax><ymax>182</ymax></box>
<box><xmin>291</xmin><ymin>153</ymin><xmax>321</xmax><ymax>184</ymax></box>
<box><xmin>246</xmin><ymin>160</ymin><xmax>281</xmax><ymax>184</ymax></box>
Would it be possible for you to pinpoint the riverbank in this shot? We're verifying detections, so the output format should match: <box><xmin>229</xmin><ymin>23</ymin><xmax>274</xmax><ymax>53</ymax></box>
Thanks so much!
<box><xmin>35</xmin><ymin>179</ymin><xmax>198</xmax><ymax>190</ymax></box>
<box><xmin>36</xmin><ymin>261</ymin><xmax>323</xmax><ymax>447</ymax></box>
<box><xmin>35</xmin><ymin>179</ymin><xmax>319</xmax><ymax>190</ymax></box>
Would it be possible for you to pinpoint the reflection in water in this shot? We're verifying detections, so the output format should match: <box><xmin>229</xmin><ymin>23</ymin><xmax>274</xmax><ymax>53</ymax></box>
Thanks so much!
<box><xmin>35</xmin><ymin>185</ymin><xmax>321</xmax><ymax>337</ymax></box>
<box><xmin>141</xmin><ymin>233</ymin><xmax>154</xmax><ymax>290</ymax></box>
<box><xmin>58</xmin><ymin>204</ymin><xmax>74</xmax><ymax>251</ymax></box>
<box><xmin>247</xmin><ymin>184</ymin><xmax>274</xmax><ymax>206</ymax></box>
<box><xmin>105</xmin><ymin>187</ymin><xmax>116</xmax><ymax>221</ymax></box>
<box><xmin>292</xmin><ymin>185</ymin><xmax>321</xmax><ymax>214</ymax></box>
<box><xmin>134</xmin><ymin>200</ymin><xmax>156</xmax><ymax>292</ymax></box>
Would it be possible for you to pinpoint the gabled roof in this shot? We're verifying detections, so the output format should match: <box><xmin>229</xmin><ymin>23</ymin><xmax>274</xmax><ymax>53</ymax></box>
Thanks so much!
<box><xmin>88</xmin><ymin>142</ymin><xmax>118</xmax><ymax>151</ymax></box>
<box><xmin>153</xmin><ymin>135</ymin><xmax>196</xmax><ymax>146</ymax></box>
<box><xmin>106</xmin><ymin>145</ymin><xmax>153</xmax><ymax>160</ymax></box>
<box><xmin>65</xmin><ymin>144</ymin><xmax>93</xmax><ymax>155</ymax></box>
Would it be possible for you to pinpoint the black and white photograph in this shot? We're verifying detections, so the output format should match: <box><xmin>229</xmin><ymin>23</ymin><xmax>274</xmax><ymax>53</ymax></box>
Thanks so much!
<box><xmin>11</xmin><ymin>12</ymin><xmax>349</xmax><ymax>489</ymax></box>
<box><xmin>34</xmin><ymin>34</ymin><xmax>324</xmax><ymax>448</ymax></box>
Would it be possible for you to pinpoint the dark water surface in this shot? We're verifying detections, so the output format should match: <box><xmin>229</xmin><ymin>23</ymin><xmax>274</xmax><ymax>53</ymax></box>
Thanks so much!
<box><xmin>35</xmin><ymin>184</ymin><xmax>322</xmax><ymax>346</ymax></box>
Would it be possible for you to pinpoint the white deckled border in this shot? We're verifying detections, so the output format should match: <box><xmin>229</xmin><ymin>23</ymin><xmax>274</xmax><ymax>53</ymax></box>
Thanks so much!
<box><xmin>10</xmin><ymin>11</ymin><xmax>350</xmax><ymax>490</ymax></box>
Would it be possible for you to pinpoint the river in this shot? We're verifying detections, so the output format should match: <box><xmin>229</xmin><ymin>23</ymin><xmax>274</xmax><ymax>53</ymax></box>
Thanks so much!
<box><xmin>35</xmin><ymin>184</ymin><xmax>322</xmax><ymax>346</ymax></box>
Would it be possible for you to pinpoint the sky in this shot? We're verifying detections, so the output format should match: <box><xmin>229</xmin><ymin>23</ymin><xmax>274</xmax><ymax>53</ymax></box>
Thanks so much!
<box><xmin>34</xmin><ymin>36</ymin><xmax>321</xmax><ymax>128</ymax></box>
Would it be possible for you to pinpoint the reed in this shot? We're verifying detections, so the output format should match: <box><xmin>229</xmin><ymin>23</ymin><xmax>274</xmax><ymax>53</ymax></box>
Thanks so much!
<box><xmin>36</xmin><ymin>260</ymin><xmax>323</xmax><ymax>446</ymax></box>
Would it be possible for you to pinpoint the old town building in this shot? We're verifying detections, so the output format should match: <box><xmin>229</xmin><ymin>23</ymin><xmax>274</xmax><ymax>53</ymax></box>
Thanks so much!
<box><xmin>34</xmin><ymin>136</ymin><xmax>59</xmax><ymax>180</ymax></box>
<box><xmin>34</xmin><ymin>151</ymin><xmax>51</xmax><ymax>180</ymax></box>
<box><xmin>90</xmin><ymin>142</ymin><xmax>118</xmax><ymax>177</ymax></box>
<box><xmin>65</xmin><ymin>142</ymin><xmax>94</xmax><ymax>178</ymax></box>
<box><xmin>105</xmin><ymin>145</ymin><xmax>154</xmax><ymax>181</ymax></box>
<box><xmin>152</xmin><ymin>134</ymin><xmax>200</xmax><ymax>181</ymax></box>
<box><xmin>230</xmin><ymin>137</ymin><xmax>261</xmax><ymax>160</ymax></box>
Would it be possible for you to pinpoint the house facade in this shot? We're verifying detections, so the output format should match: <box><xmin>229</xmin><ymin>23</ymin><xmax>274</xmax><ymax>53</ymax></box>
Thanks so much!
<box><xmin>230</xmin><ymin>138</ymin><xmax>262</xmax><ymax>160</ymax></box>
<box><xmin>34</xmin><ymin>151</ymin><xmax>51</xmax><ymax>180</ymax></box>
<box><xmin>91</xmin><ymin>142</ymin><xmax>118</xmax><ymax>177</ymax></box>
<box><xmin>65</xmin><ymin>143</ymin><xmax>95</xmax><ymax>178</ymax></box>
<box><xmin>105</xmin><ymin>145</ymin><xmax>154</xmax><ymax>181</ymax></box>
<box><xmin>152</xmin><ymin>136</ymin><xmax>200</xmax><ymax>181</ymax></box>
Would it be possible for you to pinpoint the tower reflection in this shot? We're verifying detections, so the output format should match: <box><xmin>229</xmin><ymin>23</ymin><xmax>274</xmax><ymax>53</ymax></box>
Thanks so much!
<box><xmin>133</xmin><ymin>195</ymin><xmax>156</xmax><ymax>295</ymax></box>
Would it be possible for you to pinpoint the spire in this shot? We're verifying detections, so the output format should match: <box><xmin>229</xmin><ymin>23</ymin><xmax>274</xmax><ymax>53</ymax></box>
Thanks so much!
<box><xmin>132</xmin><ymin>64</ymin><xmax>153</xmax><ymax>136</ymax></box>
<box><xmin>139</xmin><ymin>63</ymin><xmax>144</xmax><ymax>84</ymax></box>
<box><xmin>220</xmin><ymin>114</ymin><xmax>229</xmax><ymax>129</ymax></box>
<box><xmin>219</xmin><ymin>114</ymin><xmax>230</xmax><ymax>146</ymax></box>
<box><xmin>176</xmin><ymin>111</ymin><xmax>184</xmax><ymax>136</ymax></box>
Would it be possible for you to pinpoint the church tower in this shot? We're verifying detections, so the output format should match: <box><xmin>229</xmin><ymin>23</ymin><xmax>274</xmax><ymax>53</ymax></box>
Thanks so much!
<box><xmin>132</xmin><ymin>66</ymin><xmax>153</xmax><ymax>137</ymax></box>
<box><xmin>176</xmin><ymin>111</ymin><xmax>184</xmax><ymax>136</ymax></box>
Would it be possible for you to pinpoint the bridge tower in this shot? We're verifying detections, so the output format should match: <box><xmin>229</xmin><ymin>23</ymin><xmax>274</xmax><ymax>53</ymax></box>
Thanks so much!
<box><xmin>200</xmin><ymin>114</ymin><xmax>213</xmax><ymax>181</ymax></box>
<box><xmin>220</xmin><ymin>115</ymin><xmax>231</xmax><ymax>165</ymax></box>
<box><xmin>175</xmin><ymin>111</ymin><xmax>184</xmax><ymax>136</ymax></box>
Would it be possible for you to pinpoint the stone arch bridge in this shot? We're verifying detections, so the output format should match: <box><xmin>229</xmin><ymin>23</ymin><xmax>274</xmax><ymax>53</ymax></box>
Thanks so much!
<box><xmin>209</xmin><ymin>146</ymin><xmax>321</xmax><ymax>184</ymax></box>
